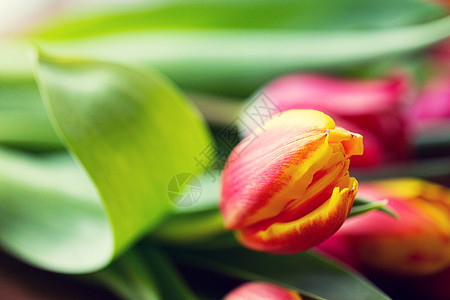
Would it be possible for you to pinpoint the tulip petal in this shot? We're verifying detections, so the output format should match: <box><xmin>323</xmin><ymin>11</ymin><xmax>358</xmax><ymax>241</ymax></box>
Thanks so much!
<box><xmin>329</xmin><ymin>126</ymin><xmax>364</xmax><ymax>157</ymax></box>
<box><xmin>277</xmin><ymin>150</ymin><xmax>350</xmax><ymax>222</ymax></box>
<box><xmin>238</xmin><ymin>179</ymin><xmax>358</xmax><ymax>253</ymax></box>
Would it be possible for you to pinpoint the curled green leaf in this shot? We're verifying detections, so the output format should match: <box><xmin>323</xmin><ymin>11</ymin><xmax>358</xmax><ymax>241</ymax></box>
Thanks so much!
<box><xmin>0</xmin><ymin>52</ymin><xmax>212</xmax><ymax>273</ymax></box>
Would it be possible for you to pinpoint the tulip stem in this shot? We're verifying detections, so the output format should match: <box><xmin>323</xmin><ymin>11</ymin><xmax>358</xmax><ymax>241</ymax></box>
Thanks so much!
<box><xmin>90</xmin><ymin>249</ymin><xmax>162</xmax><ymax>300</ymax></box>
<box><xmin>150</xmin><ymin>209</ymin><xmax>226</xmax><ymax>245</ymax></box>
<box><xmin>91</xmin><ymin>247</ymin><xmax>198</xmax><ymax>300</ymax></box>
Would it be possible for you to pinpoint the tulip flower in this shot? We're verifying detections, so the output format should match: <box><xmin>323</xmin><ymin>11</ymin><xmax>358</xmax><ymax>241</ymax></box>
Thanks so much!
<box><xmin>410</xmin><ymin>75</ymin><xmax>450</xmax><ymax>127</ymax></box>
<box><xmin>224</xmin><ymin>282</ymin><xmax>302</xmax><ymax>300</ymax></box>
<box><xmin>430</xmin><ymin>38</ymin><xmax>450</xmax><ymax>72</ymax></box>
<box><xmin>410</xmin><ymin>39</ymin><xmax>450</xmax><ymax>131</ymax></box>
<box><xmin>220</xmin><ymin>109</ymin><xmax>363</xmax><ymax>253</ymax></box>
<box><xmin>245</xmin><ymin>73</ymin><xmax>410</xmax><ymax>167</ymax></box>
<box><xmin>317</xmin><ymin>178</ymin><xmax>450</xmax><ymax>275</ymax></box>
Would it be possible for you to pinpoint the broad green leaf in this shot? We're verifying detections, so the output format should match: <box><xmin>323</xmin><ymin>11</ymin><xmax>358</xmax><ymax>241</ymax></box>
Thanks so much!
<box><xmin>1</xmin><ymin>15</ymin><xmax>447</xmax><ymax>97</ymax></box>
<box><xmin>33</xmin><ymin>0</ymin><xmax>444</xmax><ymax>40</ymax></box>
<box><xmin>168</xmin><ymin>246</ymin><xmax>391</xmax><ymax>300</ymax></box>
<box><xmin>36</xmin><ymin>52</ymin><xmax>213</xmax><ymax>256</ymax></box>
<box><xmin>0</xmin><ymin>54</ymin><xmax>212</xmax><ymax>273</ymax></box>
<box><xmin>0</xmin><ymin>148</ymin><xmax>109</xmax><ymax>272</ymax></box>
<box><xmin>0</xmin><ymin>79</ymin><xmax>60</xmax><ymax>148</ymax></box>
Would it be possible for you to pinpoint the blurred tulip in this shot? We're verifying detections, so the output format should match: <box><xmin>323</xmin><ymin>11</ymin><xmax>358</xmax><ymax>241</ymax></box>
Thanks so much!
<box><xmin>224</xmin><ymin>282</ymin><xmax>302</xmax><ymax>300</ymax></box>
<box><xmin>246</xmin><ymin>73</ymin><xmax>410</xmax><ymax>167</ymax></box>
<box><xmin>410</xmin><ymin>75</ymin><xmax>450</xmax><ymax>126</ymax></box>
<box><xmin>221</xmin><ymin>109</ymin><xmax>363</xmax><ymax>253</ymax></box>
<box><xmin>317</xmin><ymin>178</ymin><xmax>450</xmax><ymax>275</ymax></box>
<box><xmin>430</xmin><ymin>38</ymin><xmax>450</xmax><ymax>71</ymax></box>
<box><xmin>410</xmin><ymin>39</ymin><xmax>450</xmax><ymax>131</ymax></box>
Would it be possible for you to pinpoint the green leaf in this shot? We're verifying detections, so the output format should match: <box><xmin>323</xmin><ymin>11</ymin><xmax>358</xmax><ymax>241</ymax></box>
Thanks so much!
<box><xmin>33</xmin><ymin>0</ymin><xmax>444</xmax><ymax>40</ymax></box>
<box><xmin>350</xmin><ymin>197</ymin><xmax>397</xmax><ymax>219</ymax></box>
<box><xmin>0</xmin><ymin>148</ymin><xmax>109</xmax><ymax>273</ymax></box>
<box><xmin>0</xmin><ymin>79</ymin><xmax>61</xmax><ymax>148</ymax></box>
<box><xmin>167</xmin><ymin>246</ymin><xmax>391</xmax><ymax>300</ymax></box>
<box><xmin>28</xmin><ymin>16</ymin><xmax>450</xmax><ymax>96</ymax></box>
<box><xmin>0</xmin><ymin>53</ymin><xmax>212</xmax><ymax>273</ymax></box>
<box><xmin>2</xmin><ymin>16</ymin><xmax>450</xmax><ymax>96</ymax></box>
<box><xmin>36</xmin><ymin>52</ymin><xmax>213</xmax><ymax>255</ymax></box>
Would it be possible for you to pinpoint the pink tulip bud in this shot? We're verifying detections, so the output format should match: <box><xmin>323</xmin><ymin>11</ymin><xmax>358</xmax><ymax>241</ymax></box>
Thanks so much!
<box><xmin>220</xmin><ymin>109</ymin><xmax>363</xmax><ymax>253</ymax></box>
<box><xmin>224</xmin><ymin>282</ymin><xmax>303</xmax><ymax>300</ymax></box>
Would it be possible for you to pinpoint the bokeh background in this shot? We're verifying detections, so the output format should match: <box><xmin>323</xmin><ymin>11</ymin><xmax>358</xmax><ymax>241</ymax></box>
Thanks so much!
<box><xmin>0</xmin><ymin>0</ymin><xmax>449</xmax><ymax>299</ymax></box>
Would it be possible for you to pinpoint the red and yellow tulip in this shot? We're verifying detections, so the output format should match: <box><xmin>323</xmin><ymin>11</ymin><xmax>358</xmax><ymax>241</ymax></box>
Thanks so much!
<box><xmin>220</xmin><ymin>109</ymin><xmax>363</xmax><ymax>253</ymax></box>
<box><xmin>224</xmin><ymin>282</ymin><xmax>302</xmax><ymax>300</ymax></box>
<box><xmin>318</xmin><ymin>178</ymin><xmax>450</xmax><ymax>275</ymax></box>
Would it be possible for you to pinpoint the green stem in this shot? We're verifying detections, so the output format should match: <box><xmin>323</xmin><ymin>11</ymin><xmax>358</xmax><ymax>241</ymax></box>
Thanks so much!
<box><xmin>91</xmin><ymin>250</ymin><xmax>161</xmax><ymax>300</ymax></box>
<box><xmin>92</xmin><ymin>247</ymin><xmax>198</xmax><ymax>300</ymax></box>
<box><xmin>151</xmin><ymin>210</ymin><xmax>226</xmax><ymax>245</ymax></box>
